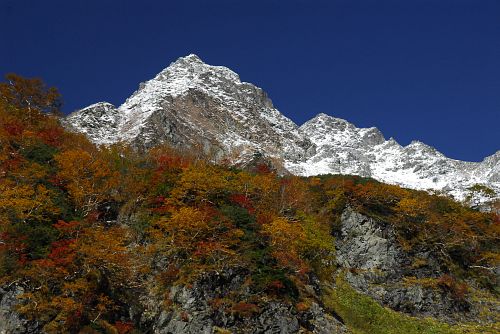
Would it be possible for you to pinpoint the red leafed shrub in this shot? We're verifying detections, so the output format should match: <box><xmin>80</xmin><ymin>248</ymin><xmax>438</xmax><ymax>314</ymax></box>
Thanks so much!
<box><xmin>208</xmin><ymin>297</ymin><xmax>227</xmax><ymax>310</ymax></box>
<box><xmin>150</xmin><ymin>196</ymin><xmax>172</xmax><ymax>214</ymax></box>
<box><xmin>256</xmin><ymin>163</ymin><xmax>271</xmax><ymax>174</ymax></box>
<box><xmin>198</xmin><ymin>204</ymin><xmax>220</xmax><ymax>220</ymax></box>
<box><xmin>256</xmin><ymin>212</ymin><xmax>273</xmax><ymax>226</ymax></box>
<box><xmin>155</xmin><ymin>154</ymin><xmax>190</xmax><ymax>172</ymax></box>
<box><xmin>53</xmin><ymin>220</ymin><xmax>80</xmax><ymax>236</ymax></box>
<box><xmin>180</xmin><ymin>311</ymin><xmax>189</xmax><ymax>322</ymax></box>
<box><xmin>65</xmin><ymin>308</ymin><xmax>83</xmax><ymax>332</ymax></box>
<box><xmin>192</xmin><ymin>241</ymin><xmax>228</xmax><ymax>260</ymax></box>
<box><xmin>295</xmin><ymin>301</ymin><xmax>310</xmax><ymax>312</ymax></box>
<box><xmin>115</xmin><ymin>321</ymin><xmax>134</xmax><ymax>334</ymax></box>
<box><xmin>48</xmin><ymin>239</ymin><xmax>76</xmax><ymax>266</ymax></box>
<box><xmin>438</xmin><ymin>274</ymin><xmax>469</xmax><ymax>300</ymax></box>
<box><xmin>154</xmin><ymin>196</ymin><xmax>166</xmax><ymax>204</ymax></box>
<box><xmin>231</xmin><ymin>302</ymin><xmax>260</xmax><ymax>318</ymax></box>
<box><xmin>1</xmin><ymin>153</ymin><xmax>23</xmax><ymax>172</ymax></box>
<box><xmin>229</xmin><ymin>193</ymin><xmax>255</xmax><ymax>213</ymax></box>
<box><xmin>268</xmin><ymin>279</ymin><xmax>285</xmax><ymax>291</ymax></box>
<box><xmin>3</xmin><ymin>121</ymin><xmax>24</xmax><ymax>136</ymax></box>
<box><xmin>0</xmin><ymin>232</ymin><xmax>28</xmax><ymax>266</ymax></box>
<box><xmin>48</xmin><ymin>175</ymin><xmax>65</xmax><ymax>187</ymax></box>
<box><xmin>159</xmin><ymin>264</ymin><xmax>180</xmax><ymax>285</ymax></box>
<box><xmin>85</xmin><ymin>210</ymin><xmax>101</xmax><ymax>223</ymax></box>
<box><xmin>266</xmin><ymin>279</ymin><xmax>290</xmax><ymax>296</ymax></box>
<box><xmin>37</xmin><ymin>126</ymin><xmax>64</xmax><ymax>147</ymax></box>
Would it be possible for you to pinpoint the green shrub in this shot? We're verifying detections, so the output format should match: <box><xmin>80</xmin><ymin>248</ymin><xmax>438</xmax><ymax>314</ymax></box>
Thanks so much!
<box><xmin>22</xmin><ymin>142</ymin><xmax>57</xmax><ymax>164</ymax></box>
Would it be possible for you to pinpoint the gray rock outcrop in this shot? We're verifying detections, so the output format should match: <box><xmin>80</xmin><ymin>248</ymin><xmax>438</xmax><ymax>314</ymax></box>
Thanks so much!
<box><xmin>336</xmin><ymin>208</ymin><xmax>404</xmax><ymax>273</ymax></box>
<box><xmin>0</xmin><ymin>285</ymin><xmax>37</xmax><ymax>334</ymax></box>
<box><xmin>135</xmin><ymin>269</ymin><xmax>346</xmax><ymax>334</ymax></box>
<box><xmin>334</xmin><ymin>207</ymin><xmax>482</xmax><ymax>323</ymax></box>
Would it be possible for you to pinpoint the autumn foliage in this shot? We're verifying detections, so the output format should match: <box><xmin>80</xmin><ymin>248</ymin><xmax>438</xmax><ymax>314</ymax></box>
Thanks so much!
<box><xmin>0</xmin><ymin>75</ymin><xmax>498</xmax><ymax>333</ymax></box>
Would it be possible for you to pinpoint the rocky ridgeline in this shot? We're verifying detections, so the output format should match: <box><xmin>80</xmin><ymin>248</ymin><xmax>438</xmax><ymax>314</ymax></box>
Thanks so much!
<box><xmin>64</xmin><ymin>54</ymin><xmax>499</xmax><ymax>201</ymax></box>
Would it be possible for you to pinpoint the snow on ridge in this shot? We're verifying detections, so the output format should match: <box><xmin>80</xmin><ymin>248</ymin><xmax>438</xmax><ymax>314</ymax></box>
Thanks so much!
<box><xmin>65</xmin><ymin>55</ymin><xmax>499</xmax><ymax>201</ymax></box>
<box><xmin>288</xmin><ymin>112</ymin><xmax>498</xmax><ymax>200</ymax></box>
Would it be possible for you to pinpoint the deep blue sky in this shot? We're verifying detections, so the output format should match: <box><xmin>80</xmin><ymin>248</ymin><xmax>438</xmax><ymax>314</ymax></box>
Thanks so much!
<box><xmin>1</xmin><ymin>0</ymin><xmax>499</xmax><ymax>161</ymax></box>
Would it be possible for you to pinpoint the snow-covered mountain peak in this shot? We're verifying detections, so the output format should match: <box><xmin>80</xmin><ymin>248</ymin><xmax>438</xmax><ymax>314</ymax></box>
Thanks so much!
<box><xmin>81</xmin><ymin>101</ymin><xmax>116</xmax><ymax>111</ymax></box>
<box><xmin>380</xmin><ymin>137</ymin><xmax>402</xmax><ymax>149</ymax></box>
<box><xmin>404</xmin><ymin>140</ymin><xmax>443</xmax><ymax>158</ymax></box>
<box><xmin>178</xmin><ymin>53</ymin><xmax>203</xmax><ymax>63</ymax></box>
<box><xmin>115</xmin><ymin>54</ymin><xmax>262</xmax><ymax>144</ymax></box>
<box><xmin>122</xmin><ymin>54</ymin><xmax>242</xmax><ymax>110</ymax></box>
<box><xmin>153</xmin><ymin>54</ymin><xmax>242</xmax><ymax>88</ymax></box>
<box><xmin>65</xmin><ymin>102</ymin><xmax>121</xmax><ymax>145</ymax></box>
<box><xmin>67</xmin><ymin>54</ymin><xmax>313</xmax><ymax>163</ymax></box>
<box><xmin>304</xmin><ymin>113</ymin><xmax>352</xmax><ymax>129</ymax></box>
<box><xmin>484</xmin><ymin>150</ymin><xmax>500</xmax><ymax>164</ymax></box>
<box><xmin>65</xmin><ymin>55</ymin><xmax>499</xmax><ymax>202</ymax></box>
<box><xmin>300</xmin><ymin>113</ymin><xmax>385</xmax><ymax>148</ymax></box>
<box><xmin>407</xmin><ymin>140</ymin><xmax>433</xmax><ymax>149</ymax></box>
<box><xmin>288</xmin><ymin>112</ymin><xmax>499</xmax><ymax>200</ymax></box>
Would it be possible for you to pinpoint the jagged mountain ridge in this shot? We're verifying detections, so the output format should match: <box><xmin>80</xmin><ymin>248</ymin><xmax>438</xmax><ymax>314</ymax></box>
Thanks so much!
<box><xmin>287</xmin><ymin>114</ymin><xmax>500</xmax><ymax>200</ymax></box>
<box><xmin>65</xmin><ymin>54</ymin><xmax>500</xmax><ymax>200</ymax></box>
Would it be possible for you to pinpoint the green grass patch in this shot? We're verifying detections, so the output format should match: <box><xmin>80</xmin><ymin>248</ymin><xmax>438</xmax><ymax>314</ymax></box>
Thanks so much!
<box><xmin>322</xmin><ymin>275</ymin><xmax>499</xmax><ymax>334</ymax></box>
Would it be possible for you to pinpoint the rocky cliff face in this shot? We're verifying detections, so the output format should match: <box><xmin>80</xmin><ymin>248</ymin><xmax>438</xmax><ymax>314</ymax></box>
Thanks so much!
<box><xmin>138</xmin><ymin>269</ymin><xmax>347</xmax><ymax>334</ymax></box>
<box><xmin>335</xmin><ymin>208</ymin><xmax>499</xmax><ymax>324</ymax></box>
<box><xmin>65</xmin><ymin>54</ymin><xmax>499</xmax><ymax>200</ymax></box>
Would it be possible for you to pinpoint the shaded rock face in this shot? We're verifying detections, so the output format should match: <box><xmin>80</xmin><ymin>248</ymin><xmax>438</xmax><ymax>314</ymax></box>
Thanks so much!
<box><xmin>299</xmin><ymin>302</ymin><xmax>347</xmax><ymax>334</ymax></box>
<box><xmin>335</xmin><ymin>207</ymin><xmax>477</xmax><ymax>323</ymax></box>
<box><xmin>0</xmin><ymin>285</ymin><xmax>37</xmax><ymax>334</ymax></box>
<box><xmin>135</xmin><ymin>269</ymin><xmax>346</xmax><ymax>334</ymax></box>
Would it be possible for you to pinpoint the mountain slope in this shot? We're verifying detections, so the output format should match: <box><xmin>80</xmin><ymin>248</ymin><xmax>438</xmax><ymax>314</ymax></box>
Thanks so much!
<box><xmin>65</xmin><ymin>55</ymin><xmax>499</xmax><ymax>201</ymax></box>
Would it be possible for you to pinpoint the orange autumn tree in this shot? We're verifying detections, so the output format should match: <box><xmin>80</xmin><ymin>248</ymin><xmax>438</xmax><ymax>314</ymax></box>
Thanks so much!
<box><xmin>0</xmin><ymin>74</ymin><xmax>69</xmax><ymax>274</ymax></box>
<box><xmin>54</xmin><ymin>148</ymin><xmax>120</xmax><ymax>217</ymax></box>
<box><xmin>168</xmin><ymin>162</ymin><xmax>234</xmax><ymax>207</ymax></box>
<box><xmin>278</xmin><ymin>176</ymin><xmax>311</xmax><ymax>215</ymax></box>
<box><xmin>0</xmin><ymin>181</ymin><xmax>59</xmax><ymax>224</ymax></box>
<box><xmin>0</xmin><ymin>73</ymin><xmax>61</xmax><ymax>124</ymax></box>
<box><xmin>151</xmin><ymin>205</ymin><xmax>244</xmax><ymax>276</ymax></box>
<box><xmin>261</xmin><ymin>216</ymin><xmax>306</xmax><ymax>271</ymax></box>
<box><xmin>17</xmin><ymin>220</ymin><xmax>134</xmax><ymax>333</ymax></box>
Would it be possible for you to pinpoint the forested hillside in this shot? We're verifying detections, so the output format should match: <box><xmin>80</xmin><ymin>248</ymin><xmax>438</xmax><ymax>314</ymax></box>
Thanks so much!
<box><xmin>0</xmin><ymin>75</ymin><xmax>498</xmax><ymax>333</ymax></box>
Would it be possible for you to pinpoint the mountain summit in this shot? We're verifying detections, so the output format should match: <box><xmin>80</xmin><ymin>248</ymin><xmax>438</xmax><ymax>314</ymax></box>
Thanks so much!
<box><xmin>65</xmin><ymin>54</ymin><xmax>499</xmax><ymax>200</ymax></box>
<box><xmin>65</xmin><ymin>54</ymin><xmax>314</xmax><ymax>163</ymax></box>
